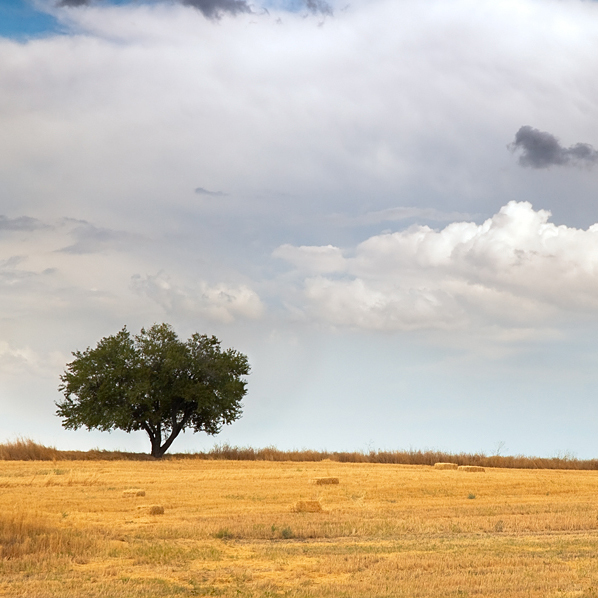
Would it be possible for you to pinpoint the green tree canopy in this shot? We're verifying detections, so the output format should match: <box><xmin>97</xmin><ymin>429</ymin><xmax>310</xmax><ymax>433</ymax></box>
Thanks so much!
<box><xmin>56</xmin><ymin>324</ymin><xmax>250</xmax><ymax>458</ymax></box>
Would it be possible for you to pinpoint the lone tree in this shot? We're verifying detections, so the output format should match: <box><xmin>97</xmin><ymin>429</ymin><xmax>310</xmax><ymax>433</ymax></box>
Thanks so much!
<box><xmin>56</xmin><ymin>323</ymin><xmax>250</xmax><ymax>458</ymax></box>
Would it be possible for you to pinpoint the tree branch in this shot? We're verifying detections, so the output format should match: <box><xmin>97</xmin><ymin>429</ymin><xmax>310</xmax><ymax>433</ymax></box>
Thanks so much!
<box><xmin>140</xmin><ymin>421</ymin><xmax>155</xmax><ymax>443</ymax></box>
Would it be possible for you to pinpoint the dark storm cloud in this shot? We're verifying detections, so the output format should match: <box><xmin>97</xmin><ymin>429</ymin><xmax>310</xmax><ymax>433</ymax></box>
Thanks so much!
<box><xmin>509</xmin><ymin>125</ymin><xmax>598</xmax><ymax>169</ymax></box>
<box><xmin>195</xmin><ymin>187</ymin><xmax>228</xmax><ymax>197</ymax></box>
<box><xmin>57</xmin><ymin>0</ymin><xmax>252</xmax><ymax>18</ymax></box>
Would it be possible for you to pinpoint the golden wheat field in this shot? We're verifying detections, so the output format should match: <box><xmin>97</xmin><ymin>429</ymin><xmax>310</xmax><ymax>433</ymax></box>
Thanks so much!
<box><xmin>2</xmin><ymin>459</ymin><xmax>598</xmax><ymax>597</ymax></box>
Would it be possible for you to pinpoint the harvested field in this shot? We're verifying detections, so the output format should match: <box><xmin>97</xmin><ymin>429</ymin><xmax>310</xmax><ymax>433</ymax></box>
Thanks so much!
<box><xmin>1</xmin><ymin>459</ymin><xmax>598</xmax><ymax>597</ymax></box>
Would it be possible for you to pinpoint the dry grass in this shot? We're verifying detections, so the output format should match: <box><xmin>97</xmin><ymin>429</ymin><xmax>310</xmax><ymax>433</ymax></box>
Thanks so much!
<box><xmin>2</xmin><ymin>439</ymin><xmax>598</xmax><ymax>471</ymax></box>
<box><xmin>2</xmin><ymin>459</ymin><xmax>598</xmax><ymax>596</ymax></box>
<box><xmin>0</xmin><ymin>438</ymin><xmax>61</xmax><ymax>461</ymax></box>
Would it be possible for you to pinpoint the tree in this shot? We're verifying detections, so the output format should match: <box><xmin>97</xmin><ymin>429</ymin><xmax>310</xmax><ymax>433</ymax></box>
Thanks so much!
<box><xmin>56</xmin><ymin>324</ymin><xmax>250</xmax><ymax>458</ymax></box>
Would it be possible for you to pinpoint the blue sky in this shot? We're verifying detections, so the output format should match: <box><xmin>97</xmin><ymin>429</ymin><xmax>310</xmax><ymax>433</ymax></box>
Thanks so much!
<box><xmin>3</xmin><ymin>0</ymin><xmax>598</xmax><ymax>458</ymax></box>
<box><xmin>0</xmin><ymin>0</ymin><xmax>327</xmax><ymax>41</ymax></box>
<box><xmin>0</xmin><ymin>0</ymin><xmax>62</xmax><ymax>38</ymax></box>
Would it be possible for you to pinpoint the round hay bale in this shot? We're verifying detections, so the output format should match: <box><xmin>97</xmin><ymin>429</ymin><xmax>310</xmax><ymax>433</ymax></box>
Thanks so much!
<box><xmin>312</xmin><ymin>477</ymin><xmax>340</xmax><ymax>485</ymax></box>
<box><xmin>148</xmin><ymin>505</ymin><xmax>165</xmax><ymax>515</ymax></box>
<box><xmin>434</xmin><ymin>462</ymin><xmax>458</xmax><ymax>470</ymax></box>
<box><xmin>294</xmin><ymin>500</ymin><xmax>323</xmax><ymax>513</ymax></box>
<box><xmin>458</xmin><ymin>465</ymin><xmax>485</xmax><ymax>473</ymax></box>
<box><xmin>123</xmin><ymin>489</ymin><xmax>145</xmax><ymax>497</ymax></box>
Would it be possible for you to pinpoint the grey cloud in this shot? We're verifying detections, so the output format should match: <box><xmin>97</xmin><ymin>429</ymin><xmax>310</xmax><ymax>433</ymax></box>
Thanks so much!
<box><xmin>330</xmin><ymin>207</ymin><xmax>477</xmax><ymax>227</ymax></box>
<box><xmin>0</xmin><ymin>256</ymin><xmax>46</xmax><ymax>287</ymax></box>
<box><xmin>181</xmin><ymin>0</ymin><xmax>252</xmax><ymax>18</ymax></box>
<box><xmin>0</xmin><ymin>216</ymin><xmax>46</xmax><ymax>231</ymax></box>
<box><xmin>509</xmin><ymin>125</ymin><xmax>598</xmax><ymax>169</ymax></box>
<box><xmin>56</xmin><ymin>0</ymin><xmax>331</xmax><ymax>17</ymax></box>
<box><xmin>305</xmin><ymin>0</ymin><xmax>333</xmax><ymax>15</ymax></box>
<box><xmin>195</xmin><ymin>187</ymin><xmax>228</xmax><ymax>197</ymax></box>
<box><xmin>58</xmin><ymin>220</ymin><xmax>132</xmax><ymax>254</ymax></box>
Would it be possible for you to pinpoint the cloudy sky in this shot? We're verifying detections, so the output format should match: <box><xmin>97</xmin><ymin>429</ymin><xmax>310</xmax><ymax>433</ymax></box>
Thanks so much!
<box><xmin>3</xmin><ymin>0</ymin><xmax>598</xmax><ymax>458</ymax></box>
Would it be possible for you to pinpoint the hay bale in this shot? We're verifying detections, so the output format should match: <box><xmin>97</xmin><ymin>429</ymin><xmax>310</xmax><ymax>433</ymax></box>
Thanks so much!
<box><xmin>122</xmin><ymin>489</ymin><xmax>145</xmax><ymax>497</ymax></box>
<box><xmin>312</xmin><ymin>477</ymin><xmax>339</xmax><ymax>485</ymax></box>
<box><xmin>294</xmin><ymin>500</ymin><xmax>323</xmax><ymax>513</ymax></box>
<box><xmin>434</xmin><ymin>462</ymin><xmax>458</xmax><ymax>470</ymax></box>
<box><xmin>148</xmin><ymin>505</ymin><xmax>165</xmax><ymax>515</ymax></box>
<box><xmin>458</xmin><ymin>465</ymin><xmax>485</xmax><ymax>473</ymax></box>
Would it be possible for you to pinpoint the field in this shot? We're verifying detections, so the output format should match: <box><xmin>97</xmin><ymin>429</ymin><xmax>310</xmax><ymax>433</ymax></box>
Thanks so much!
<box><xmin>2</xmin><ymin>459</ymin><xmax>598</xmax><ymax>597</ymax></box>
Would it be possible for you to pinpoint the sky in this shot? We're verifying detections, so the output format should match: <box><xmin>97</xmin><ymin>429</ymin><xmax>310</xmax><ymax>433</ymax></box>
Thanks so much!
<box><xmin>3</xmin><ymin>0</ymin><xmax>598</xmax><ymax>458</ymax></box>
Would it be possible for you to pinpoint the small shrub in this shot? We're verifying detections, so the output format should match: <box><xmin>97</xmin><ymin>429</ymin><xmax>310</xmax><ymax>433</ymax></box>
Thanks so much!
<box><xmin>467</xmin><ymin>493</ymin><xmax>476</xmax><ymax>500</ymax></box>
<box><xmin>123</xmin><ymin>489</ymin><xmax>146</xmax><ymax>497</ymax></box>
<box><xmin>214</xmin><ymin>528</ymin><xmax>234</xmax><ymax>540</ymax></box>
<box><xmin>281</xmin><ymin>526</ymin><xmax>293</xmax><ymax>539</ymax></box>
<box><xmin>312</xmin><ymin>477</ymin><xmax>339</xmax><ymax>485</ymax></box>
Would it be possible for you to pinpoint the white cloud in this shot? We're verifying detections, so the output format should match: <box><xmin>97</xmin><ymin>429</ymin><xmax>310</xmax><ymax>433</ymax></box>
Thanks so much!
<box><xmin>0</xmin><ymin>217</ymin><xmax>263</xmax><ymax>364</ymax></box>
<box><xmin>275</xmin><ymin>201</ymin><xmax>598</xmax><ymax>330</ymax></box>
<box><xmin>0</xmin><ymin>341</ymin><xmax>43</xmax><ymax>374</ymax></box>
<box><xmin>273</xmin><ymin>244</ymin><xmax>345</xmax><ymax>274</ymax></box>
<box><xmin>132</xmin><ymin>273</ymin><xmax>264</xmax><ymax>323</ymax></box>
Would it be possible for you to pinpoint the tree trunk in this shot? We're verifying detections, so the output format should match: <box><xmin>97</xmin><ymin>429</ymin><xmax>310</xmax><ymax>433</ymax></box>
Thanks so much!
<box><xmin>146</xmin><ymin>424</ymin><xmax>163</xmax><ymax>459</ymax></box>
<box><xmin>151</xmin><ymin>438</ymin><xmax>165</xmax><ymax>459</ymax></box>
<box><xmin>148</xmin><ymin>426</ymin><xmax>182</xmax><ymax>459</ymax></box>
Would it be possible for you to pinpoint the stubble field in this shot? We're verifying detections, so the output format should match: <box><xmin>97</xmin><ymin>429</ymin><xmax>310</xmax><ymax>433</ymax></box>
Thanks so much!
<box><xmin>1</xmin><ymin>459</ymin><xmax>598</xmax><ymax>597</ymax></box>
